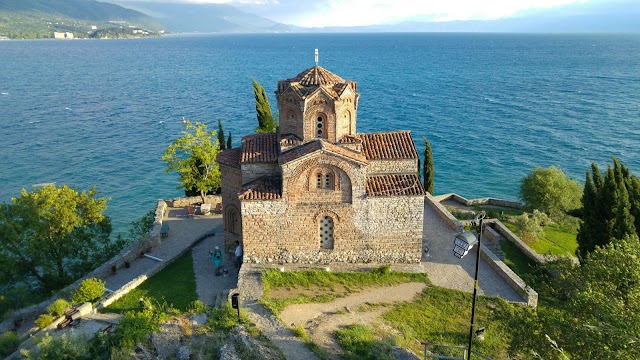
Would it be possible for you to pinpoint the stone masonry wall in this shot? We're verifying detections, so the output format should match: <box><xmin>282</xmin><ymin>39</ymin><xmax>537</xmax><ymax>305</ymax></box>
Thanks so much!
<box><xmin>242</xmin><ymin>163</ymin><xmax>280</xmax><ymax>184</ymax></box>
<box><xmin>241</xmin><ymin>194</ymin><xmax>423</xmax><ymax>264</ymax></box>
<box><xmin>366</xmin><ymin>159</ymin><xmax>418</xmax><ymax>175</ymax></box>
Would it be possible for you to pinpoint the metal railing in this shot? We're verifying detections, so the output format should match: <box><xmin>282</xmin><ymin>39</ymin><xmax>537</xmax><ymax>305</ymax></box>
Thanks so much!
<box><xmin>421</xmin><ymin>342</ymin><xmax>493</xmax><ymax>360</ymax></box>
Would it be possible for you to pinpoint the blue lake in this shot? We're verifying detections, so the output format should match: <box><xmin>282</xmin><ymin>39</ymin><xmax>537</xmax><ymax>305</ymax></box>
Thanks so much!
<box><xmin>1</xmin><ymin>33</ymin><xmax>639</xmax><ymax>236</ymax></box>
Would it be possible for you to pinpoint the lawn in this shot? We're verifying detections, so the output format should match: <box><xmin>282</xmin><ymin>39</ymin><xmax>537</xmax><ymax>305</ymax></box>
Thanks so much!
<box><xmin>260</xmin><ymin>266</ymin><xmax>430</xmax><ymax>315</ymax></box>
<box><xmin>262</xmin><ymin>268</ymin><xmax>522</xmax><ymax>359</ymax></box>
<box><xmin>503</xmin><ymin>221</ymin><xmax>577</xmax><ymax>256</ymax></box>
<box><xmin>499</xmin><ymin>239</ymin><xmax>537</xmax><ymax>280</ymax></box>
<box><xmin>105</xmin><ymin>250</ymin><xmax>198</xmax><ymax>313</ymax></box>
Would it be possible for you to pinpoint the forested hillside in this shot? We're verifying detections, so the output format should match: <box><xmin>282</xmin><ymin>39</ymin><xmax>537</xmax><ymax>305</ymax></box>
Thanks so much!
<box><xmin>0</xmin><ymin>0</ymin><xmax>163</xmax><ymax>39</ymax></box>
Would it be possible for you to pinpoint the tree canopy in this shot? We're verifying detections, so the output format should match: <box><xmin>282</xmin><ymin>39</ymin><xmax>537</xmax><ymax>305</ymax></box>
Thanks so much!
<box><xmin>511</xmin><ymin>235</ymin><xmax>640</xmax><ymax>359</ymax></box>
<box><xmin>253</xmin><ymin>78</ymin><xmax>276</xmax><ymax>133</ymax></box>
<box><xmin>422</xmin><ymin>136</ymin><xmax>434</xmax><ymax>195</ymax></box>
<box><xmin>519</xmin><ymin>166</ymin><xmax>582</xmax><ymax>218</ymax></box>
<box><xmin>162</xmin><ymin>120</ymin><xmax>221</xmax><ymax>202</ymax></box>
<box><xmin>0</xmin><ymin>185</ymin><xmax>117</xmax><ymax>293</ymax></box>
<box><xmin>577</xmin><ymin>157</ymin><xmax>639</xmax><ymax>259</ymax></box>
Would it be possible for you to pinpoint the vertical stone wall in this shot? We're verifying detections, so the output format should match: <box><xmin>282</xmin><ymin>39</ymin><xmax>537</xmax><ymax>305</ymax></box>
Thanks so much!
<box><xmin>221</xmin><ymin>164</ymin><xmax>242</xmax><ymax>245</ymax></box>
<box><xmin>242</xmin><ymin>163</ymin><xmax>280</xmax><ymax>184</ymax></box>
<box><xmin>241</xmin><ymin>194</ymin><xmax>423</xmax><ymax>264</ymax></box>
<box><xmin>366</xmin><ymin>159</ymin><xmax>418</xmax><ymax>174</ymax></box>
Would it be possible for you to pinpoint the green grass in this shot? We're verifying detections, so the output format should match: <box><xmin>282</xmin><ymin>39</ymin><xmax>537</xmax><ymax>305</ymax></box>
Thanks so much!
<box><xmin>383</xmin><ymin>286</ymin><xmax>516</xmax><ymax>359</ymax></box>
<box><xmin>503</xmin><ymin>221</ymin><xmax>577</xmax><ymax>256</ymax></box>
<box><xmin>499</xmin><ymin>239</ymin><xmax>537</xmax><ymax>280</ymax></box>
<box><xmin>260</xmin><ymin>266</ymin><xmax>430</xmax><ymax>315</ymax></box>
<box><xmin>335</xmin><ymin>324</ymin><xmax>395</xmax><ymax>360</ymax></box>
<box><xmin>106</xmin><ymin>250</ymin><xmax>198</xmax><ymax>313</ymax></box>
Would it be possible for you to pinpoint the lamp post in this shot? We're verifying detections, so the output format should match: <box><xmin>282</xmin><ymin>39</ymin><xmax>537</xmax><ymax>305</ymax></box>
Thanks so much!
<box><xmin>453</xmin><ymin>211</ymin><xmax>486</xmax><ymax>360</ymax></box>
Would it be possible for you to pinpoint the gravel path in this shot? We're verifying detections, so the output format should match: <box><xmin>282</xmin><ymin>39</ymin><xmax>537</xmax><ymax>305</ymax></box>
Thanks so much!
<box><xmin>280</xmin><ymin>283</ymin><xmax>427</xmax><ymax>359</ymax></box>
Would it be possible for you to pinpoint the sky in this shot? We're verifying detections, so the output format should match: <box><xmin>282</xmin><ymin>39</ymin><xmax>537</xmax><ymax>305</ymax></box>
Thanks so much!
<box><xmin>122</xmin><ymin>0</ymin><xmax>620</xmax><ymax>27</ymax></box>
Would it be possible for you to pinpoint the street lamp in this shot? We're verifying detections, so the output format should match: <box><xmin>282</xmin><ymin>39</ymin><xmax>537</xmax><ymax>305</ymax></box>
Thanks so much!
<box><xmin>453</xmin><ymin>210</ymin><xmax>486</xmax><ymax>360</ymax></box>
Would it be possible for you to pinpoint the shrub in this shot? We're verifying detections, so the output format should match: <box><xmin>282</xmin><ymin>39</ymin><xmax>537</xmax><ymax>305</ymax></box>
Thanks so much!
<box><xmin>0</xmin><ymin>331</ymin><xmax>20</xmax><ymax>358</ymax></box>
<box><xmin>72</xmin><ymin>278</ymin><xmax>106</xmax><ymax>304</ymax></box>
<box><xmin>46</xmin><ymin>298</ymin><xmax>70</xmax><ymax>317</ymax></box>
<box><xmin>187</xmin><ymin>300</ymin><xmax>205</xmax><ymax>314</ymax></box>
<box><xmin>514</xmin><ymin>210</ymin><xmax>549</xmax><ymax>245</ymax></box>
<box><xmin>208</xmin><ymin>303</ymin><xmax>237</xmax><ymax>331</ymax></box>
<box><xmin>20</xmin><ymin>332</ymin><xmax>90</xmax><ymax>360</ymax></box>
<box><xmin>372</xmin><ymin>265</ymin><xmax>391</xmax><ymax>275</ymax></box>
<box><xmin>34</xmin><ymin>314</ymin><xmax>54</xmax><ymax>329</ymax></box>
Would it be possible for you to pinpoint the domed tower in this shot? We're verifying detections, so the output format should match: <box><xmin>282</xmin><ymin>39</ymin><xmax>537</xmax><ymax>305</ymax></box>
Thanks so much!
<box><xmin>276</xmin><ymin>57</ymin><xmax>359</xmax><ymax>143</ymax></box>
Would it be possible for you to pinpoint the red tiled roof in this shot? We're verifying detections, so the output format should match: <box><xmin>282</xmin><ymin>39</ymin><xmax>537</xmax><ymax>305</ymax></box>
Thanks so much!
<box><xmin>278</xmin><ymin>139</ymin><xmax>367</xmax><ymax>165</ymax></box>
<box><xmin>290</xmin><ymin>66</ymin><xmax>346</xmax><ymax>87</ymax></box>
<box><xmin>216</xmin><ymin>148</ymin><xmax>242</xmax><ymax>168</ymax></box>
<box><xmin>366</xmin><ymin>174</ymin><xmax>425</xmax><ymax>197</ymax></box>
<box><xmin>241</xmin><ymin>133</ymin><xmax>278</xmax><ymax>163</ymax></box>
<box><xmin>359</xmin><ymin>131</ymin><xmax>418</xmax><ymax>160</ymax></box>
<box><xmin>238</xmin><ymin>176</ymin><xmax>282</xmax><ymax>200</ymax></box>
<box><xmin>279</xmin><ymin>133</ymin><xmax>303</xmax><ymax>147</ymax></box>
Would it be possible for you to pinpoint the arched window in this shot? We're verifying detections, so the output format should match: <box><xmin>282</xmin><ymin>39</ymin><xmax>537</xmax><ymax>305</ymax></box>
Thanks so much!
<box><xmin>316</xmin><ymin>115</ymin><xmax>325</xmax><ymax>138</ymax></box>
<box><xmin>319</xmin><ymin>216</ymin><xmax>334</xmax><ymax>249</ymax></box>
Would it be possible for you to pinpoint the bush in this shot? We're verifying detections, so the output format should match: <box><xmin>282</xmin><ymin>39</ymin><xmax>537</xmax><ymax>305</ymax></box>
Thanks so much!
<box><xmin>514</xmin><ymin>210</ymin><xmax>549</xmax><ymax>245</ymax></box>
<box><xmin>20</xmin><ymin>332</ymin><xmax>90</xmax><ymax>360</ymax></box>
<box><xmin>34</xmin><ymin>314</ymin><xmax>54</xmax><ymax>329</ymax></box>
<box><xmin>0</xmin><ymin>331</ymin><xmax>20</xmax><ymax>358</ymax></box>
<box><xmin>72</xmin><ymin>278</ymin><xmax>106</xmax><ymax>304</ymax></box>
<box><xmin>46</xmin><ymin>298</ymin><xmax>71</xmax><ymax>317</ymax></box>
<box><xmin>187</xmin><ymin>300</ymin><xmax>206</xmax><ymax>314</ymax></box>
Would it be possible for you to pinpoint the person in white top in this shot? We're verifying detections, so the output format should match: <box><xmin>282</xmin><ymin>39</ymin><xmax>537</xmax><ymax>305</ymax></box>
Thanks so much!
<box><xmin>234</xmin><ymin>241</ymin><xmax>243</xmax><ymax>269</ymax></box>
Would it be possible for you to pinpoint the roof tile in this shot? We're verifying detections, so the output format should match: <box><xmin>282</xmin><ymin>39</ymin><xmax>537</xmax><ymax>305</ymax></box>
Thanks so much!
<box><xmin>279</xmin><ymin>139</ymin><xmax>367</xmax><ymax>165</ymax></box>
<box><xmin>366</xmin><ymin>174</ymin><xmax>425</xmax><ymax>197</ymax></box>
<box><xmin>359</xmin><ymin>131</ymin><xmax>418</xmax><ymax>160</ymax></box>
<box><xmin>241</xmin><ymin>133</ymin><xmax>278</xmax><ymax>163</ymax></box>
<box><xmin>238</xmin><ymin>176</ymin><xmax>282</xmax><ymax>200</ymax></box>
<box><xmin>216</xmin><ymin>148</ymin><xmax>242</xmax><ymax>168</ymax></box>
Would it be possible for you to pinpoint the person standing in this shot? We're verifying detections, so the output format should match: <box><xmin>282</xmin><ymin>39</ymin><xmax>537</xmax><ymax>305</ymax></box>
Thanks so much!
<box><xmin>234</xmin><ymin>241</ymin><xmax>243</xmax><ymax>269</ymax></box>
<box><xmin>212</xmin><ymin>246</ymin><xmax>223</xmax><ymax>276</ymax></box>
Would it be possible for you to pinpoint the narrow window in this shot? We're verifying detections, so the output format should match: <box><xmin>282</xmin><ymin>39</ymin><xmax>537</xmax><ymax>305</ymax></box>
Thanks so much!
<box><xmin>316</xmin><ymin>173</ymin><xmax>323</xmax><ymax>188</ymax></box>
<box><xmin>316</xmin><ymin>115</ymin><xmax>324</xmax><ymax>137</ymax></box>
<box><xmin>319</xmin><ymin>216</ymin><xmax>334</xmax><ymax>249</ymax></box>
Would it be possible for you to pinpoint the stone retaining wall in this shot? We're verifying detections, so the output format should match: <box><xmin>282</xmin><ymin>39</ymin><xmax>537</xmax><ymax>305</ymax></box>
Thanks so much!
<box><xmin>434</xmin><ymin>193</ymin><xmax>522</xmax><ymax>209</ymax></box>
<box><xmin>424</xmin><ymin>193</ymin><xmax>463</xmax><ymax>232</ymax></box>
<box><xmin>167</xmin><ymin>195</ymin><xmax>222</xmax><ymax>207</ymax></box>
<box><xmin>479</xmin><ymin>244</ymin><xmax>538</xmax><ymax>308</ymax></box>
<box><xmin>489</xmin><ymin>220</ymin><xmax>546</xmax><ymax>264</ymax></box>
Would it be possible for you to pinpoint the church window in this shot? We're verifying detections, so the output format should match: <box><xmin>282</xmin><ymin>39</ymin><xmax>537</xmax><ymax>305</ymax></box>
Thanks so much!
<box><xmin>315</xmin><ymin>170</ymin><xmax>334</xmax><ymax>190</ymax></box>
<box><xmin>316</xmin><ymin>115</ymin><xmax>325</xmax><ymax>138</ymax></box>
<box><xmin>319</xmin><ymin>216</ymin><xmax>334</xmax><ymax>249</ymax></box>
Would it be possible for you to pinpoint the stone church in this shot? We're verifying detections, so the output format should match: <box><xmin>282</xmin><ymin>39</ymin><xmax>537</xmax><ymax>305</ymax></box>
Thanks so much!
<box><xmin>217</xmin><ymin>62</ymin><xmax>425</xmax><ymax>264</ymax></box>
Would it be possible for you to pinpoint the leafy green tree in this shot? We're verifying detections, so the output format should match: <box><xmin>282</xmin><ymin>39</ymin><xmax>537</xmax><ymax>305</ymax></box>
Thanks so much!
<box><xmin>227</xmin><ymin>132</ymin><xmax>232</xmax><ymax>149</ymax></box>
<box><xmin>217</xmin><ymin>119</ymin><xmax>226</xmax><ymax>151</ymax></box>
<box><xmin>0</xmin><ymin>185</ymin><xmax>117</xmax><ymax>293</ymax></box>
<box><xmin>253</xmin><ymin>78</ymin><xmax>276</xmax><ymax>133</ymax></box>
<box><xmin>511</xmin><ymin>235</ymin><xmax>640</xmax><ymax>359</ymax></box>
<box><xmin>422</xmin><ymin>136</ymin><xmax>434</xmax><ymax>195</ymax></box>
<box><xmin>71</xmin><ymin>278</ymin><xmax>105</xmax><ymax>304</ymax></box>
<box><xmin>519</xmin><ymin>166</ymin><xmax>583</xmax><ymax>218</ymax></box>
<box><xmin>162</xmin><ymin>120</ymin><xmax>221</xmax><ymax>202</ymax></box>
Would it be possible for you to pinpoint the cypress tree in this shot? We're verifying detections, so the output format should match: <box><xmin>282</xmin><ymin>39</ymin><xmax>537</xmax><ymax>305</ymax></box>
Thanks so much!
<box><xmin>217</xmin><ymin>119</ymin><xmax>226</xmax><ymax>151</ymax></box>
<box><xmin>227</xmin><ymin>132</ymin><xmax>232</xmax><ymax>150</ymax></box>
<box><xmin>577</xmin><ymin>171</ymin><xmax>597</xmax><ymax>259</ymax></box>
<box><xmin>422</xmin><ymin>136</ymin><xmax>434</xmax><ymax>195</ymax></box>
<box><xmin>630</xmin><ymin>175</ymin><xmax>640</xmax><ymax>235</ymax></box>
<box><xmin>253</xmin><ymin>78</ymin><xmax>276</xmax><ymax>133</ymax></box>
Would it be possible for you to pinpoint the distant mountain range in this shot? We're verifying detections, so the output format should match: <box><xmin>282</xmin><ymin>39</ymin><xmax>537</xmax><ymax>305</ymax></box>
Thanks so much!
<box><xmin>113</xmin><ymin>1</ymin><xmax>292</xmax><ymax>33</ymax></box>
<box><xmin>0</xmin><ymin>0</ymin><xmax>164</xmax><ymax>38</ymax></box>
<box><xmin>1</xmin><ymin>0</ymin><xmax>638</xmax><ymax>39</ymax></box>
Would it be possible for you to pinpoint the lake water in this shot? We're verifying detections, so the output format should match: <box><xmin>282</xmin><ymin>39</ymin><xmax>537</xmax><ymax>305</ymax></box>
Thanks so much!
<box><xmin>1</xmin><ymin>33</ymin><xmax>639</xmax><ymax>236</ymax></box>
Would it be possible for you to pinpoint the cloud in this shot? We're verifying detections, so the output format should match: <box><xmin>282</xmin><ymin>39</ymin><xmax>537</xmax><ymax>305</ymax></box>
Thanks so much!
<box><xmin>118</xmin><ymin>0</ymin><xmax>594</xmax><ymax>27</ymax></box>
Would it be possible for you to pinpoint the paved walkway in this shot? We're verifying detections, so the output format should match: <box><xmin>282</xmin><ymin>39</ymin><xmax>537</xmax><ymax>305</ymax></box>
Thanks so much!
<box><xmin>105</xmin><ymin>207</ymin><xmax>222</xmax><ymax>291</ymax></box>
<box><xmin>422</xmin><ymin>199</ymin><xmax>524</xmax><ymax>303</ymax></box>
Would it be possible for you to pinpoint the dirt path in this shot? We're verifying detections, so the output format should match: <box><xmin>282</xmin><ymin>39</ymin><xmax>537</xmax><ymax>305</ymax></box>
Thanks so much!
<box><xmin>279</xmin><ymin>282</ymin><xmax>427</xmax><ymax>359</ymax></box>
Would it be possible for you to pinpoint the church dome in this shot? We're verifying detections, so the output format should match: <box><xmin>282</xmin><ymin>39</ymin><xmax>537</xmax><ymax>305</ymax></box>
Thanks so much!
<box><xmin>289</xmin><ymin>65</ymin><xmax>346</xmax><ymax>87</ymax></box>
